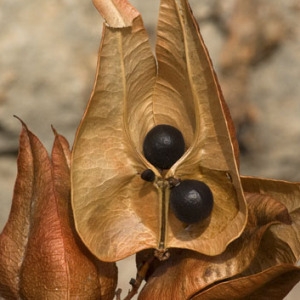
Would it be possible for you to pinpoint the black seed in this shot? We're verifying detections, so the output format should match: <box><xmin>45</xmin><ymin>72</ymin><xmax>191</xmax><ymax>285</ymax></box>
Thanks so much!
<box><xmin>143</xmin><ymin>124</ymin><xmax>185</xmax><ymax>169</ymax></box>
<box><xmin>170</xmin><ymin>180</ymin><xmax>213</xmax><ymax>224</ymax></box>
<box><xmin>141</xmin><ymin>169</ymin><xmax>155</xmax><ymax>182</ymax></box>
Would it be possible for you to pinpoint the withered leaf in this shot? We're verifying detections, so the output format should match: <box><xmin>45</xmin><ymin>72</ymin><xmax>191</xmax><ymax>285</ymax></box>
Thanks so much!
<box><xmin>193</xmin><ymin>264</ymin><xmax>300</xmax><ymax>300</ymax></box>
<box><xmin>241</xmin><ymin>176</ymin><xmax>300</xmax><ymax>272</ymax></box>
<box><xmin>0</xmin><ymin>122</ymin><xmax>117</xmax><ymax>299</ymax></box>
<box><xmin>71</xmin><ymin>0</ymin><xmax>247</xmax><ymax>262</ymax></box>
<box><xmin>137</xmin><ymin>191</ymin><xmax>293</xmax><ymax>299</ymax></box>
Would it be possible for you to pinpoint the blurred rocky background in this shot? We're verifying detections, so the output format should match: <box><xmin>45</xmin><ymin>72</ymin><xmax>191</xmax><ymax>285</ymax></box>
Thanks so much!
<box><xmin>0</xmin><ymin>0</ymin><xmax>299</xmax><ymax>298</ymax></box>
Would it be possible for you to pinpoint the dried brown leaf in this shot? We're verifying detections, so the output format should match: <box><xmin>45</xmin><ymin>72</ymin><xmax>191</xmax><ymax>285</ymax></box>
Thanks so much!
<box><xmin>241</xmin><ymin>176</ymin><xmax>300</xmax><ymax>271</ymax></box>
<box><xmin>137</xmin><ymin>191</ymin><xmax>290</xmax><ymax>299</ymax></box>
<box><xmin>193</xmin><ymin>264</ymin><xmax>300</xmax><ymax>300</ymax></box>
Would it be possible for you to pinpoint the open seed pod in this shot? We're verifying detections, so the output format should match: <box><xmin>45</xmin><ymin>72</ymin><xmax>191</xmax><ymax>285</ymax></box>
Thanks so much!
<box><xmin>71</xmin><ymin>0</ymin><xmax>247</xmax><ymax>262</ymax></box>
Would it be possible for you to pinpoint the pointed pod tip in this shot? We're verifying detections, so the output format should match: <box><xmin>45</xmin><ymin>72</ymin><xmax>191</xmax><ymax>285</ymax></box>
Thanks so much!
<box><xmin>13</xmin><ymin>115</ymin><xmax>28</xmax><ymax>130</ymax></box>
<box><xmin>51</xmin><ymin>124</ymin><xmax>58</xmax><ymax>136</ymax></box>
<box><xmin>92</xmin><ymin>0</ymin><xmax>140</xmax><ymax>27</ymax></box>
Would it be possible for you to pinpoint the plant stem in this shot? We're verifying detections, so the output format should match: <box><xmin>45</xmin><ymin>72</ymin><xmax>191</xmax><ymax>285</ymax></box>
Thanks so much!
<box><xmin>120</xmin><ymin>255</ymin><xmax>155</xmax><ymax>300</ymax></box>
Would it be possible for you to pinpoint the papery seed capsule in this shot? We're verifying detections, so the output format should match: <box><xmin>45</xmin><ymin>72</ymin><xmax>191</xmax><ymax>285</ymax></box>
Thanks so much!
<box><xmin>170</xmin><ymin>180</ymin><xmax>213</xmax><ymax>224</ymax></box>
<box><xmin>143</xmin><ymin>124</ymin><xmax>185</xmax><ymax>169</ymax></box>
<box><xmin>141</xmin><ymin>169</ymin><xmax>155</xmax><ymax>182</ymax></box>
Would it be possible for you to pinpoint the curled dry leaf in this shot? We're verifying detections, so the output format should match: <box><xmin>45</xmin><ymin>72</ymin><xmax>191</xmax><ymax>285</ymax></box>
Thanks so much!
<box><xmin>0</xmin><ymin>122</ymin><xmax>117</xmax><ymax>299</ymax></box>
<box><xmin>241</xmin><ymin>176</ymin><xmax>300</xmax><ymax>271</ymax></box>
<box><xmin>241</xmin><ymin>177</ymin><xmax>300</xmax><ymax>261</ymax></box>
<box><xmin>193</xmin><ymin>264</ymin><xmax>300</xmax><ymax>300</ymax></box>
<box><xmin>71</xmin><ymin>0</ymin><xmax>247</xmax><ymax>262</ymax></box>
<box><xmin>137</xmin><ymin>190</ymin><xmax>296</xmax><ymax>299</ymax></box>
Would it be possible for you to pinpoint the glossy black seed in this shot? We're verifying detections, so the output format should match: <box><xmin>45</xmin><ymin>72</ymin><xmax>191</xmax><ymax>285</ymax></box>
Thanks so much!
<box><xmin>170</xmin><ymin>180</ymin><xmax>213</xmax><ymax>224</ymax></box>
<box><xmin>141</xmin><ymin>169</ymin><xmax>155</xmax><ymax>182</ymax></box>
<box><xmin>143</xmin><ymin>124</ymin><xmax>185</xmax><ymax>169</ymax></box>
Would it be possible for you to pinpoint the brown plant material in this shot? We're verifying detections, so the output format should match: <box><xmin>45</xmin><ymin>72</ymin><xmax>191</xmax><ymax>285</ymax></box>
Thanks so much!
<box><xmin>138</xmin><ymin>182</ymin><xmax>300</xmax><ymax>299</ymax></box>
<box><xmin>0</xmin><ymin>121</ymin><xmax>117</xmax><ymax>299</ymax></box>
<box><xmin>241</xmin><ymin>177</ymin><xmax>300</xmax><ymax>270</ymax></box>
<box><xmin>71</xmin><ymin>0</ymin><xmax>300</xmax><ymax>295</ymax></box>
<box><xmin>1</xmin><ymin>0</ymin><xmax>300</xmax><ymax>299</ymax></box>
<box><xmin>93</xmin><ymin>0</ymin><xmax>139</xmax><ymax>27</ymax></box>
<box><xmin>193</xmin><ymin>264</ymin><xmax>300</xmax><ymax>300</ymax></box>
<box><xmin>71</xmin><ymin>0</ymin><xmax>247</xmax><ymax>263</ymax></box>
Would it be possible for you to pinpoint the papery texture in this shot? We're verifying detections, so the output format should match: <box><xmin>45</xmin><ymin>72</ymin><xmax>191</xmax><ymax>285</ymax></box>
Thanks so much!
<box><xmin>0</xmin><ymin>125</ymin><xmax>33</xmax><ymax>299</ymax></box>
<box><xmin>156</xmin><ymin>0</ymin><xmax>246</xmax><ymax>256</ymax></box>
<box><xmin>0</xmin><ymin>123</ymin><xmax>117</xmax><ymax>299</ymax></box>
<box><xmin>71</xmin><ymin>0</ymin><xmax>247</xmax><ymax>263</ymax></box>
<box><xmin>241</xmin><ymin>176</ymin><xmax>300</xmax><ymax>270</ymax></box>
<box><xmin>193</xmin><ymin>264</ymin><xmax>300</xmax><ymax>300</ymax></box>
<box><xmin>71</xmin><ymin>10</ymin><xmax>159</xmax><ymax>262</ymax></box>
<box><xmin>137</xmin><ymin>191</ymin><xmax>292</xmax><ymax>299</ymax></box>
<box><xmin>93</xmin><ymin>0</ymin><xmax>139</xmax><ymax>27</ymax></box>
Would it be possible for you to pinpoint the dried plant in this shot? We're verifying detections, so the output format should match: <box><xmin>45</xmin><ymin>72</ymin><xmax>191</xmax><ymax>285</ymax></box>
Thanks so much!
<box><xmin>1</xmin><ymin>0</ymin><xmax>299</xmax><ymax>299</ymax></box>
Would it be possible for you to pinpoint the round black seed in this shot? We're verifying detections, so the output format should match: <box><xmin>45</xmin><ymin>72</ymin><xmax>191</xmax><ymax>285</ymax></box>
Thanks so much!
<box><xmin>143</xmin><ymin>124</ymin><xmax>185</xmax><ymax>169</ymax></box>
<box><xmin>141</xmin><ymin>169</ymin><xmax>155</xmax><ymax>182</ymax></box>
<box><xmin>170</xmin><ymin>180</ymin><xmax>213</xmax><ymax>224</ymax></box>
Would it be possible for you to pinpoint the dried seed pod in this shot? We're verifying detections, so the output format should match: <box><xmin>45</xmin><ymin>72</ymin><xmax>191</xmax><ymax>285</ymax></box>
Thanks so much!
<box><xmin>71</xmin><ymin>0</ymin><xmax>247</xmax><ymax>262</ymax></box>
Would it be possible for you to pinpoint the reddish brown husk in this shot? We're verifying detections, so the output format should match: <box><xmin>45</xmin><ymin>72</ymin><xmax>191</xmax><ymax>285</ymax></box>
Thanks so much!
<box><xmin>0</xmin><ymin>122</ymin><xmax>117</xmax><ymax>299</ymax></box>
